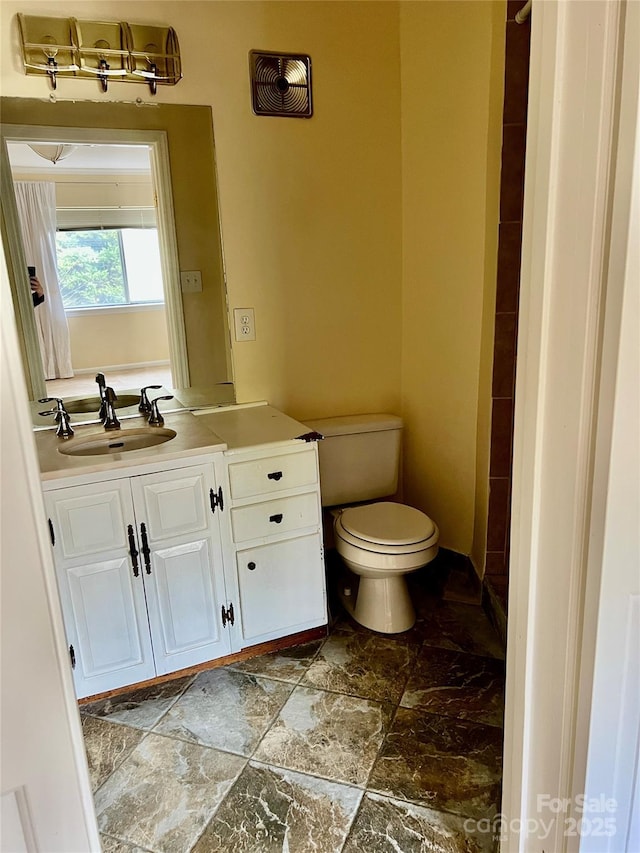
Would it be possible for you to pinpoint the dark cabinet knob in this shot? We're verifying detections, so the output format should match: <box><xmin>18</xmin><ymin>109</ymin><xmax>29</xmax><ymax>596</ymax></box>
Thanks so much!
<box><xmin>248</xmin><ymin>561</ymin><xmax>256</xmax><ymax>571</ymax></box>
<box><xmin>267</xmin><ymin>471</ymin><xmax>283</xmax><ymax>481</ymax></box>
<box><xmin>269</xmin><ymin>513</ymin><xmax>283</xmax><ymax>524</ymax></box>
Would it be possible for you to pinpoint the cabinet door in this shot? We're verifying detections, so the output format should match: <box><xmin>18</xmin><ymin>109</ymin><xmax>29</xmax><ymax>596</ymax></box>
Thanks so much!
<box><xmin>131</xmin><ymin>465</ymin><xmax>231</xmax><ymax>673</ymax></box>
<box><xmin>45</xmin><ymin>482</ymin><xmax>155</xmax><ymax>698</ymax></box>
<box><xmin>65</xmin><ymin>557</ymin><xmax>156</xmax><ymax>696</ymax></box>
<box><xmin>236</xmin><ymin>534</ymin><xmax>327</xmax><ymax>645</ymax></box>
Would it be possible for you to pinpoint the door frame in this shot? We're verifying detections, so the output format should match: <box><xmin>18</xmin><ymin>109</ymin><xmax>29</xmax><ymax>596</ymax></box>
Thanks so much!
<box><xmin>502</xmin><ymin>0</ymin><xmax>634</xmax><ymax>850</ymax></box>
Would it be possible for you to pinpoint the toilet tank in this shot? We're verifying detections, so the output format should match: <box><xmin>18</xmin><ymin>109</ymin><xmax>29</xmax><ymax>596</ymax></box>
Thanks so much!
<box><xmin>304</xmin><ymin>414</ymin><xmax>402</xmax><ymax>507</ymax></box>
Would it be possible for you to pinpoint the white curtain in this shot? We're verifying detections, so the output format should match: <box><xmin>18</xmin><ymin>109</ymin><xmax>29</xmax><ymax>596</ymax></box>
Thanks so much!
<box><xmin>14</xmin><ymin>181</ymin><xmax>73</xmax><ymax>379</ymax></box>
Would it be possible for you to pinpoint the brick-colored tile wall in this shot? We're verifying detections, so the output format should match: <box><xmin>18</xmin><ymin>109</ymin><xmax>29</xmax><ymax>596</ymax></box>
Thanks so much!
<box><xmin>484</xmin><ymin>1</ymin><xmax>531</xmax><ymax>601</ymax></box>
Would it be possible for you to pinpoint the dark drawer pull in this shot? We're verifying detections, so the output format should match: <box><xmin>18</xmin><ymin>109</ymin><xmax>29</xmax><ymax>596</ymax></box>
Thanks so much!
<box><xmin>248</xmin><ymin>561</ymin><xmax>256</xmax><ymax>571</ymax></box>
<box><xmin>267</xmin><ymin>471</ymin><xmax>283</xmax><ymax>481</ymax></box>
<box><xmin>269</xmin><ymin>513</ymin><xmax>283</xmax><ymax>524</ymax></box>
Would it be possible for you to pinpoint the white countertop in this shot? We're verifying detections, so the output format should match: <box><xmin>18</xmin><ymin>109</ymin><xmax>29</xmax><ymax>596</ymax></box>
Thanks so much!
<box><xmin>36</xmin><ymin>411</ymin><xmax>226</xmax><ymax>482</ymax></box>
<box><xmin>195</xmin><ymin>404</ymin><xmax>316</xmax><ymax>453</ymax></box>
<box><xmin>35</xmin><ymin>402</ymin><xmax>320</xmax><ymax>484</ymax></box>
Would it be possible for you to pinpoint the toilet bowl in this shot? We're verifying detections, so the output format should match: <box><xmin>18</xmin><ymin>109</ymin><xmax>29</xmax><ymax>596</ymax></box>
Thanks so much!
<box><xmin>304</xmin><ymin>413</ymin><xmax>440</xmax><ymax>635</ymax></box>
<box><xmin>334</xmin><ymin>502</ymin><xmax>439</xmax><ymax>633</ymax></box>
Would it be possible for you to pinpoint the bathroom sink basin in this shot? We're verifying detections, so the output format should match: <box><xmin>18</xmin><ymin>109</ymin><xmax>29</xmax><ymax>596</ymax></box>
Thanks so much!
<box><xmin>63</xmin><ymin>393</ymin><xmax>140</xmax><ymax>414</ymax></box>
<box><xmin>58</xmin><ymin>428</ymin><xmax>177</xmax><ymax>457</ymax></box>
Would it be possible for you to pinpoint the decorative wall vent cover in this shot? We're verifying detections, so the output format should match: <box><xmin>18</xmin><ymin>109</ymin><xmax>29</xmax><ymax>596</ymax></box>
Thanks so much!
<box><xmin>249</xmin><ymin>50</ymin><xmax>312</xmax><ymax>118</ymax></box>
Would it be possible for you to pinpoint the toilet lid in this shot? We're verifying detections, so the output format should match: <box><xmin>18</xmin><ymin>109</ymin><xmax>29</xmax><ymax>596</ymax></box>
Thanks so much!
<box><xmin>340</xmin><ymin>502</ymin><xmax>436</xmax><ymax>546</ymax></box>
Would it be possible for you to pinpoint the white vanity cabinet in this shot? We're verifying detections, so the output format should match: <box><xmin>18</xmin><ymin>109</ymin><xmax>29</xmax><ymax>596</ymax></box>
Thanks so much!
<box><xmin>225</xmin><ymin>444</ymin><xmax>327</xmax><ymax>646</ymax></box>
<box><xmin>44</xmin><ymin>458</ymin><xmax>230</xmax><ymax>698</ymax></box>
<box><xmin>39</xmin><ymin>404</ymin><xmax>328</xmax><ymax>700</ymax></box>
<box><xmin>197</xmin><ymin>404</ymin><xmax>328</xmax><ymax>650</ymax></box>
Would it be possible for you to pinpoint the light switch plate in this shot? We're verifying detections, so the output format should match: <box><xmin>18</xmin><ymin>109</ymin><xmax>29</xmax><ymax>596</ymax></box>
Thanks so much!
<box><xmin>180</xmin><ymin>270</ymin><xmax>202</xmax><ymax>292</ymax></box>
<box><xmin>233</xmin><ymin>308</ymin><xmax>256</xmax><ymax>341</ymax></box>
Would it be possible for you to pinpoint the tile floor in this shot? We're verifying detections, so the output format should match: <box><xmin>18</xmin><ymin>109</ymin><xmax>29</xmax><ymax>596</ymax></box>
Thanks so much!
<box><xmin>81</xmin><ymin>581</ymin><xmax>505</xmax><ymax>853</ymax></box>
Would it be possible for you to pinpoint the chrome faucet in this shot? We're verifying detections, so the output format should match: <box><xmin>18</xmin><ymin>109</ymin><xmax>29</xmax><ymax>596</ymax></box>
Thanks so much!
<box><xmin>38</xmin><ymin>397</ymin><xmax>74</xmax><ymax>439</ymax></box>
<box><xmin>148</xmin><ymin>395</ymin><xmax>174</xmax><ymax>427</ymax></box>
<box><xmin>102</xmin><ymin>387</ymin><xmax>121</xmax><ymax>431</ymax></box>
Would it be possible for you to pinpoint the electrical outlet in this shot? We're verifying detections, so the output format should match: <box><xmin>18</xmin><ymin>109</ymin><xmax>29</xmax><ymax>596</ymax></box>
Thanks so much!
<box><xmin>180</xmin><ymin>270</ymin><xmax>202</xmax><ymax>293</ymax></box>
<box><xmin>233</xmin><ymin>308</ymin><xmax>256</xmax><ymax>341</ymax></box>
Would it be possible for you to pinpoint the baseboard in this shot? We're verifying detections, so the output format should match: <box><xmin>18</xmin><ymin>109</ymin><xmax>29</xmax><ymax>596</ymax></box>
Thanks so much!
<box><xmin>73</xmin><ymin>360</ymin><xmax>170</xmax><ymax>375</ymax></box>
<box><xmin>78</xmin><ymin>625</ymin><xmax>328</xmax><ymax>704</ymax></box>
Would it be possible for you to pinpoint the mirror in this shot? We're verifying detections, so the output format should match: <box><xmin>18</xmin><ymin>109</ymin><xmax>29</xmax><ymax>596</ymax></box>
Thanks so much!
<box><xmin>0</xmin><ymin>96</ymin><xmax>234</xmax><ymax>411</ymax></box>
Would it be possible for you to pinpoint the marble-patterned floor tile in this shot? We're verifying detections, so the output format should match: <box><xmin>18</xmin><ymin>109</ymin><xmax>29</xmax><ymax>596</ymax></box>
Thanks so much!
<box><xmin>153</xmin><ymin>668</ymin><xmax>292</xmax><ymax>755</ymax></box>
<box><xmin>331</xmin><ymin>611</ymin><xmax>424</xmax><ymax>645</ymax></box>
<box><xmin>80</xmin><ymin>676</ymin><xmax>193</xmax><ymax>730</ymax></box>
<box><xmin>302</xmin><ymin>630</ymin><xmax>418</xmax><ymax>703</ymax></box>
<box><xmin>81</xmin><ymin>716</ymin><xmax>144</xmax><ymax>792</ymax></box>
<box><xmin>343</xmin><ymin>793</ymin><xmax>495</xmax><ymax>853</ymax></box>
<box><xmin>230</xmin><ymin>640</ymin><xmax>323</xmax><ymax>683</ymax></box>
<box><xmin>100</xmin><ymin>833</ymin><xmax>150</xmax><ymax>852</ymax></box>
<box><xmin>254</xmin><ymin>686</ymin><xmax>392</xmax><ymax>786</ymax></box>
<box><xmin>401</xmin><ymin>646</ymin><xmax>505</xmax><ymax>727</ymax></box>
<box><xmin>95</xmin><ymin>732</ymin><xmax>245</xmax><ymax>853</ymax></box>
<box><xmin>192</xmin><ymin>761</ymin><xmax>363</xmax><ymax>852</ymax></box>
<box><xmin>414</xmin><ymin>598</ymin><xmax>505</xmax><ymax>659</ymax></box>
<box><xmin>368</xmin><ymin>708</ymin><xmax>502</xmax><ymax>819</ymax></box>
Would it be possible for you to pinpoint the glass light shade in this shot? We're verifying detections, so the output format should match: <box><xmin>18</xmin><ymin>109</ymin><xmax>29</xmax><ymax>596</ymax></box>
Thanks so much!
<box><xmin>28</xmin><ymin>144</ymin><xmax>78</xmax><ymax>164</ymax></box>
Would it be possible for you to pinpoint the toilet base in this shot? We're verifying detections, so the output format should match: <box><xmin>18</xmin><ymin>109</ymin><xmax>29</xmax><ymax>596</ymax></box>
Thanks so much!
<box><xmin>339</xmin><ymin>570</ymin><xmax>416</xmax><ymax>634</ymax></box>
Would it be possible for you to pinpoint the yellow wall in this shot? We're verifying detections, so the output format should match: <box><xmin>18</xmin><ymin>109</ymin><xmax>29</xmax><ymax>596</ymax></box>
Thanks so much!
<box><xmin>66</xmin><ymin>308</ymin><xmax>169</xmax><ymax>370</ymax></box>
<box><xmin>1</xmin><ymin>1</ymin><xmax>504</xmax><ymax>560</ymax></box>
<box><xmin>400</xmin><ymin>1</ymin><xmax>504</xmax><ymax>554</ymax></box>
<box><xmin>207</xmin><ymin>1</ymin><xmax>403</xmax><ymax>416</ymax></box>
<box><xmin>1</xmin><ymin>0</ymin><xmax>403</xmax><ymax>417</ymax></box>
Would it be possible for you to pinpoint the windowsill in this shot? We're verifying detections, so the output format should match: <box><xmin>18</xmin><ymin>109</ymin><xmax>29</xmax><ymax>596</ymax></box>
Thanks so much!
<box><xmin>65</xmin><ymin>302</ymin><xmax>165</xmax><ymax>318</ymax></box>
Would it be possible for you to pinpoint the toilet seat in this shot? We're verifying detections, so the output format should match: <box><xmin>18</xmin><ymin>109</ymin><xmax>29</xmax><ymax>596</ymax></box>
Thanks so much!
<box><xmin>336</xmin><ymin>502</ymin><xmax>438</xmax><ymax>555</ymax></box>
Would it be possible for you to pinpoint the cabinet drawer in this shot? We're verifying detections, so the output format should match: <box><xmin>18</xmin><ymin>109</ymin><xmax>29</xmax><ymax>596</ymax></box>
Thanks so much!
<box><xmin>230</xmin><ymin>492</ymin><xmax>319</xmax><ymax>543</ymax></box>
<box><xmin>227</xmin><ymin>449</ymin><xmax>317</xmax><ymax>500</ymax></box>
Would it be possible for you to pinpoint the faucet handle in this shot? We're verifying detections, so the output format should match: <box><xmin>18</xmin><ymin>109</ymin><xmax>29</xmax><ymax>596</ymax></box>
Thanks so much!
<box><xmin>38</xmin><ymin>400</ymin><xmax>74</xmax><ymax>438</ymax></box>
<box><xmin>139</xmin><ymin>385</ymin><xmax>163</xmax><ymax>415</ymax></box>
<box><xmin>38</xmin><ymin>397</ymin><xmax>68</xmax><ymax>423</ymax></box>
<box><xmin>148</xmin><ymin>395</ymin><xmax>173</xmax><ymax>427</ymax></box>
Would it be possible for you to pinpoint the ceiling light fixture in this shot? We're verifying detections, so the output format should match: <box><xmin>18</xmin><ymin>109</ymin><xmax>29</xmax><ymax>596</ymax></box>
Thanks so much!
<box><xmin>28</xmin><ymin>143</ymin><xmax>78</xmax><ymax>164</ymax></box>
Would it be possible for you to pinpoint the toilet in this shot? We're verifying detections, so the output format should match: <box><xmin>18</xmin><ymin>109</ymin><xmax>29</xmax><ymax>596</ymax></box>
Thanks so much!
<box><xmin>305</xmin><ymin>414</ymin><xmax>439</xmax><ymax>633</ymax></box>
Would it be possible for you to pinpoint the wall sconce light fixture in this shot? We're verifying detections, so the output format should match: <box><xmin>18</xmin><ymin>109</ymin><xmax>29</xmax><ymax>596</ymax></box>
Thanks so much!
<box><xmin>17</xmin><ymin>14</ymin><xmax>182</xmax><ymax>94</ymax></box>
<box><xmin>74</xmin><ymin>19</ymin><xmax>129</xmax><ymax>93</ymax></box>
<box><xmin>18</xmin><ymin>14</ymin><xmax>78</xmax><ymax>90</ymax></box>
<box><xmin>127</xmin><ymin>24</ymin><xmax>181</xmax><ymax>96</ymax></box>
